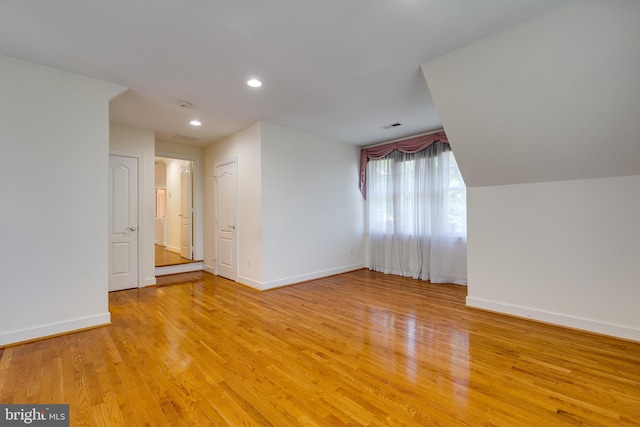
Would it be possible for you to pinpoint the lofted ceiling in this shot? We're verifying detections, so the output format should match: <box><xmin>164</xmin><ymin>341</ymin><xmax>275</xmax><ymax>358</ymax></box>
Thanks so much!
<box><xmin>0</xmin><ymin>1</ymin><xmax>570</xmax><ymax>147</ymax></box>
<box><xmin>423</xmin><ymin>0</ymin><xmax>640</xmax><ymax>187</ymax></box>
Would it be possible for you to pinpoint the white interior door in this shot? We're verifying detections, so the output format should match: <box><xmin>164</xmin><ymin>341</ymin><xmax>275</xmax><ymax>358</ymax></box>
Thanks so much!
<box><xmin>109</xmin><ymin>155</ymin><xmax>138</xmax><ymax>292</ymax></box>
<box><xmin>180</xmin><ymin>164</ymin><xmax>193</xmax><ymax>259</ymax></box>
<box><xmin>215</xmin><ymin>160</ymin><xmax>237</xmax><ymax>281</ymax></box>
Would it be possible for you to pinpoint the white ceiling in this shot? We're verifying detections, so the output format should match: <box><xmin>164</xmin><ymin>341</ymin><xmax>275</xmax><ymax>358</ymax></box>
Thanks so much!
<box><xmin>0</xmin><ymin>0</ymin><xmax>570</xmax><ymax>147</ymax></box>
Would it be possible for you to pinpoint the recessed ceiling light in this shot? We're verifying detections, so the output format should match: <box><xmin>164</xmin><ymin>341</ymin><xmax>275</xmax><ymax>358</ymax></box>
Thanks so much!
<box><xmin>247</xmin><ymin>78</ymin><xmax>262</xmax><ymax>88</ymax></box>
<box><xmin>190</xmin><ymin>120</ymin><xmax>202</xmax><ymax>126</ymax></box>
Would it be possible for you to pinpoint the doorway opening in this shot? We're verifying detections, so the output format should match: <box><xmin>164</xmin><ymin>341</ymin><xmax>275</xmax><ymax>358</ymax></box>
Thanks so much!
<box><xmin>154</xmin><ymin>156</ymin><xmax>201</xmax><ymax>268</ymax></box>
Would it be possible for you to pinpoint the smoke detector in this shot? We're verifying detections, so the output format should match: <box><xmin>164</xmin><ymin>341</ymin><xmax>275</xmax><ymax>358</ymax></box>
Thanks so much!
<box><xmin>178</xmin><ymin>100</ymin><xmax>194</xmax><ymax>108</ymax></box>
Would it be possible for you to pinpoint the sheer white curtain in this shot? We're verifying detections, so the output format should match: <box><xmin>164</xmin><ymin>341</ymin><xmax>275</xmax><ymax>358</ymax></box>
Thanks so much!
<box><xmin>367</xmin><ymin>142</ymin><xmax>467</xmax><ymax>284</ymax></box>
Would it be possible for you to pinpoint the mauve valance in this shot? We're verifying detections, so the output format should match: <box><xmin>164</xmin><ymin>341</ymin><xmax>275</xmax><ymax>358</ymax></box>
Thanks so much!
<box><xmin>359</xmin><ymin>131</ymin><xmax>448</xmax><ymax>198</ymax></box>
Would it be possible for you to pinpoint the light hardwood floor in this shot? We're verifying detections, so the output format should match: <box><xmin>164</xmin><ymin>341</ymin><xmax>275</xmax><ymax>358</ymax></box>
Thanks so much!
<box><xmin>1</xmin><ymin>270</ymin><xmax>639</xmax><ymax>426</ymax></box>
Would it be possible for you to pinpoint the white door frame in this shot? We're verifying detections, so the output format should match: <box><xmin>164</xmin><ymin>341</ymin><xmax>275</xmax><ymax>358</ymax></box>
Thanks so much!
<box><xmin>214</xmin><ymin>157</ymin><xmax>238</xmax><ymax>280</ymax></box>
<box><xmin>155</xmin><ymin>151</ymin><xmax>203</xmax><ymax>262</ymax></box>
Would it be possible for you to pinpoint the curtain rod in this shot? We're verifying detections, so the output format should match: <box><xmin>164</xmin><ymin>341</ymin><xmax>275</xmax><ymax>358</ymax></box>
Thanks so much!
<box><xmin>362</xmin><ymin>128</ymin><xmax>445</xmax><ymax>149</ymax></box>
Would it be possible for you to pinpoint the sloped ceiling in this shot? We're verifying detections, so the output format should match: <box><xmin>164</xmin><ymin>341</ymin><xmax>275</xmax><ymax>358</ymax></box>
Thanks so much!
<box><xmin>422</xmin><ymin>0</ymin><xmax>640</xmax><ymax>187</ymax></box>
<box><xmin>0</xmin><ymin>1</ymin><xmax>570</xmax><ymax>146</ymax></box>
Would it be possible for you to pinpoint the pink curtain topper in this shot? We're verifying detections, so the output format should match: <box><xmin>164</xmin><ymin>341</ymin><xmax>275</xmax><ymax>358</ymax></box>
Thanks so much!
<box><xmin>359</xmin><ymin>131</ymin><xmax>448</xmax><ymax>198</ymax></box>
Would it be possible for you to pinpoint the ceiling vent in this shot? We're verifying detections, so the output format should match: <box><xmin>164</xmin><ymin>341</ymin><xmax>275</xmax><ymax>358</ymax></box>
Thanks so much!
<box><xmin>382</xmin><ymin>122</ymin><xmax>402</xmax><ymax>129</ymax></box>
<box><xmin>172</xmin><ymin>133</ymin><xmax>200</xmax><ymax>142</ymax></box>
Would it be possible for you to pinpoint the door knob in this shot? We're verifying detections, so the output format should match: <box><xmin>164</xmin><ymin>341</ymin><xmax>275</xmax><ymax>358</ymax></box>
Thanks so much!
<box><xmin>229</xmin><ymin>225</ymin><xmax>236</xmax><ymax>229</ymax></box>
<box><xmin>127</xmin><ymin>226</ymin><xmax>137</xmax><ymax>231</ymax></box>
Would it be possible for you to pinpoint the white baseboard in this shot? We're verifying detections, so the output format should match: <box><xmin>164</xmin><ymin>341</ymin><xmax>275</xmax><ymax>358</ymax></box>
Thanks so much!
<box><xmin>200</xmin><ymin>268</ymin><xmax>261</xmax><ymax>290</ymax></box>
<box><xmin>201</xmin><ymin>267</ymin><xmax>261</xmax><ymax>290</ymax></box>
<box><xmin>0</xmin><ymin>312</ymin><xmax>111</xmax><ymax>347</ymax></box>
<box><xmin>155</xmin><ymin>262</ymin><xmax>203</xmax><ymax>276</ymax></box>
<box><xmin>143</xmin><ymin>276</ymin><xmax>157</xmax><ymax>287</ymax></box>
<box><xmin>237</xmin><ymin>275</ymin><xmax>262</xmax><ymax>291</ymax></box>
<box><xmin>165</xmin><ymin>245</ymin><xmax>180</xmax><ymax>254</ymax></box>
<box><xmin>260</xmin><ymin>263</ymin><xmax>365</xmax><ymax>291</ymax></box>
<box><xmin>203</xmin><ymin>264</ymin><xmax>365</xmax><ymax>291</ymax></box>
<box><xmin>466</xmin><ymin>296</ymin><xmax>640</xmax><ymax>342</ymax></box>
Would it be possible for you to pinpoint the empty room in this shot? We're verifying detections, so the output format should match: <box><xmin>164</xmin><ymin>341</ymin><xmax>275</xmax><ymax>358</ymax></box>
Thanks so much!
<box><xmin>1</xmin><ymin>1</ymin><xmax>639</xmax><ymax>426</ymax></box>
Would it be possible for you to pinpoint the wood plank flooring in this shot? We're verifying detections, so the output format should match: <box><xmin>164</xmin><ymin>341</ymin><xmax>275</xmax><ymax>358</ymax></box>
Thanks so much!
<box><xmin>1</xmin><ymin>270</ymin><xmax>639</xmax><ymax>426</ymax></box>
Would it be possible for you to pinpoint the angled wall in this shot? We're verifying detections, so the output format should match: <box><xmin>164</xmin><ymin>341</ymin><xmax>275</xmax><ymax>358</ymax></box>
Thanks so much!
<box><xmin>0</xmin><ymin>55</ymin><xmax>125</xmax><ymax>346</ymax></box>
<box><xmin>422</xmin><ymin>1</ymin><xmax>640</xmax><ymax>340</ymax></box>
<box><xmin>423</xmin><ymin>0</ymin><xmax>640</xmax><ymax>187</ymax></box>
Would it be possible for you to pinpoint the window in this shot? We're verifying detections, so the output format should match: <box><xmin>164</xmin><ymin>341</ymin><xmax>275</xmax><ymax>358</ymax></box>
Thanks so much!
<box><xmin>366</xmin><ymin>142</ymin><xmax>467</xmax><ymax>284</ymax></box>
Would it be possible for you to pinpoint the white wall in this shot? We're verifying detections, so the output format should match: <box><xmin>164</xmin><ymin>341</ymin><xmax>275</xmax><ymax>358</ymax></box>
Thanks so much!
<box><xmin>204</xmin><ymin>123</ymin><xmax>263</xmax><ymax>287</ymax></box>
<box><xmin>0</xmin><ymin>54</ymin><xmax>125</xmax><ymax>346</ymax></box>
<box><xmin>260</xmin><ymin>123</ymin><xmax>365</xmax><ymax>289</ymax></box>
<box><xmin>109</xmin><ymin>122</ymin><xmax>156</xmax><ymax>287</ymax></box>
<box><xmin>421</xmin><ymin>1</ymin><xmax>640</xmax><ymax>340</ymax></box>
<box><xmin>467</xmin><ymin>177</ymin><xmax>640</xmax><ymax>340</ymax></box>
<box><xmin>203</xmin><ymin>122</ymin><xmax>365</xmax><ymax>290</ymax></box>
